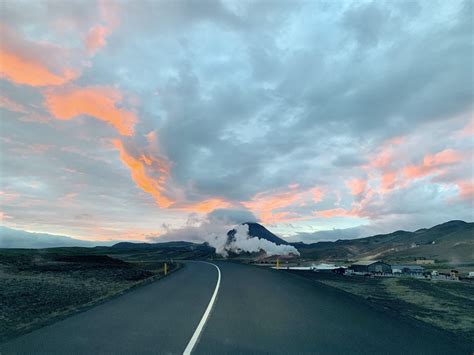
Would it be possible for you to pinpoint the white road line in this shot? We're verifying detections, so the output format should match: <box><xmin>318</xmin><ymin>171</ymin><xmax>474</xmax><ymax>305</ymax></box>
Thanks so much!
<box><xmin>182</xmin><ymin>262</ymin><xmax>221</xmax><ymax>355</ymax></box>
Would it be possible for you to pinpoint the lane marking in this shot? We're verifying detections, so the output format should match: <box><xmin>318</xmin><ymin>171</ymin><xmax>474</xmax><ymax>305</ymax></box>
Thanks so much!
<box><xmin>183</xmin><ymin>262</ymin><xmax>221</xmax><ymax>355</ymax></box>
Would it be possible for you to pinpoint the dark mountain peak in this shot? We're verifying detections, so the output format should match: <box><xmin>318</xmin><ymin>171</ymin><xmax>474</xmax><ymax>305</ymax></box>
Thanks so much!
<box><xmin>243</xmin><ymin>222</ymin><xmax>289</xmax><ymax>245</ymax></box>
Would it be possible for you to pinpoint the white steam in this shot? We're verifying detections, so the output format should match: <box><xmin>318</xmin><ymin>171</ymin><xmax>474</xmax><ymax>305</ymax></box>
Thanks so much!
<box><xmin>221</xmin><ymin>224</ymin><xmax>300</xmax><ymax>257</ymax></box>
<box><xmin>153</xmin><ymin>209</ymin><xmax>299</xmax><ymax>257</ymax></box>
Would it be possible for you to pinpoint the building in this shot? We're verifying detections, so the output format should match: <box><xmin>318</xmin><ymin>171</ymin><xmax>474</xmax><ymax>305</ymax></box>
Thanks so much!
<box><xmin>391</xmin><ymin>264</ymin><xmax>424</xmax><ymax>276</ymax></box>
<box><xmin>350</xmin><ymin>260</ymin><xmax>391</xmax><ymax>274</ymax></box>
<box><xmin>311</xmin><ymin>263</ymin><xmax>337</xmax><ymax>271</ymax></box>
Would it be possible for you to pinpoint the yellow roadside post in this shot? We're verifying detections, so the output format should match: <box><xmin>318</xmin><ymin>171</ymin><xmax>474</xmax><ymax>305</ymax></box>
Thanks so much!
<box><xmin>164</xmin><ymin>262</ymin><xmax>168</xmax><ymax>275</ymax></box>
<box><xmin>276</xmin><ymin>258</ymin><xmax>280</xmax><ymax>270</ymax></box>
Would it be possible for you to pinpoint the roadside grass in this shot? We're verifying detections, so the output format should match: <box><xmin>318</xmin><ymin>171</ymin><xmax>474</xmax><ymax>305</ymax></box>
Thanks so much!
<box><xmin>0</xmin><ymin>249</ymin><xmax>178</xmax><ymax>343</ymax></box>
<box><xmin>284</xmin><ymin>271</ymin><xmax>474</xmax><ymax>342</ymax></box>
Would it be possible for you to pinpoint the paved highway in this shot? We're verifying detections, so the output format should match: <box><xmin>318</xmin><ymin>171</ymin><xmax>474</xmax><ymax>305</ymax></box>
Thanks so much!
<box><xmin>1</xmin><ymin>261</ymin><xmax>471</xmax><ymax>354</ymax></box>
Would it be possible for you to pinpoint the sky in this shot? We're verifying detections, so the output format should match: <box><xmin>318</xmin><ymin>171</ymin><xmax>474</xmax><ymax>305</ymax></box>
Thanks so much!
<box><xmin>0</xmin><ymin>0</ymin><xmax>473</xmax><ymax>244</ymax></box>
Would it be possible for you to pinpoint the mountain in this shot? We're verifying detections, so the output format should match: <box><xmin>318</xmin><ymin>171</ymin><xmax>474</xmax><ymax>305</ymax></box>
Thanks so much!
<box><xmin>4</xmin><ymin>221</ymin><xmax>471</xmax><ymax>263</ymax></box>
<box><xmin>111</xmin><ymin>241</ymin><xmax>199</xmax><ymax>250</ymax></box>
<box><xmin>0</xmin><ymin>227</ymin><xmax>100</xmax><ymax>248</ymax></box>
<box><xmin>110</xmin><ymin>240</ymin><xmax>216</xmax><ymax>260</ymax></box>
<box><xmin>293</xmin><ymin>220</ymin><xmax>474</xmax><ymax>264</ymax></box>
<box><xmin>244</xmin><ymin>222</ymin><xmax>289</xmax><ymax>245</ymax></box>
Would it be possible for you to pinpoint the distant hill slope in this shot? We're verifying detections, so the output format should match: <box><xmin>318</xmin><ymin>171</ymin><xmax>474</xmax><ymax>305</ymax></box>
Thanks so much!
<box><xmin>111</xmin><ymin>241</ymin><xmax>199</xmax><ymax>250</ymax></box>
<box><xmin>0</xmin><ymin>227</ymin><xmax>101</xmax><ymax>248</ymax></box>
<box><xmin>293</xmin><ymin>220</ymin><xmax>474</xmax><ymax>264</ymax></box>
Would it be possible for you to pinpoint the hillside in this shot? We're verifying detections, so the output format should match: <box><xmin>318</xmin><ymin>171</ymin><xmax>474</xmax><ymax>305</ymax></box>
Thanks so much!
<box><xmin>293</xmin><ymin>220</ymin><xmax>474</xmax><ymax>264</ymax></box>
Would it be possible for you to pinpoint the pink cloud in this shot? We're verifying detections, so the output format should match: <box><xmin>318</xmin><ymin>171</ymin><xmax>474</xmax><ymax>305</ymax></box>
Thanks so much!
<box><xmin>404</xmin><ymin>149</ymin><xmax>462</xmax><ymax>179</ymax></box>
<box><xmin>86</xmin><ymin>25</ymin><xmax>110</xmax><ymax>55</ymax></box>
<box><xmin>84</xmin><ymin>0</ymin><xmax>121</xmax><ymax>56</ymax></box>
<box><xmin>380</xmin><ymin>171</ymin><xmax>397</xmax><ymax>192</ymax></box>
<box><xmin>314</xmin><ymin>207</ymin><xmax>356</xmax><ymax>218</ymax></box>
<box><xmin>346</xmin><ymin>178</ymin><xmax>367</xmax><ymax>196</ymax></box>
<box><xmin>457</xmin><ymin>180</ymin><xmax>474</xmax><ymax>201</ymax></box>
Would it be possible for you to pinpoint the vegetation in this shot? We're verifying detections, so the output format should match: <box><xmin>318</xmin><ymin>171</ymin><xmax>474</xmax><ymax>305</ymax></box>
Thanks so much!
<box><xmin>285</xmin><ymin>270</ymin><xmax>474</xmax><ymax>342</ymax></box>
<box><xmin>294</xmin><ymin>220</ymin><xmax>474</xmax><ymax>264</ymax></box>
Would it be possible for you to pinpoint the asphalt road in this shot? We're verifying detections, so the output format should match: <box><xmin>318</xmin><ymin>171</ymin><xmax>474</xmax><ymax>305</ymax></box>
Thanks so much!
<box><xmin>1</xmin><ymin>261</ymin><xmax>471</xmax><ymax>354</ymax></box>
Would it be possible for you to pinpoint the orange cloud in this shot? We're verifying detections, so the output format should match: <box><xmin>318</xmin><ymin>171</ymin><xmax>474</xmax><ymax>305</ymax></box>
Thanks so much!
<box><xmin>243</xmin><ymin>190</ymin><xmax>301</xmax><ymax>223</ymax></box>
<box><xmin>113</xmin><ymin>139</ymin><xmax>173</xmax><ymax>208</ymax></box>
<box><xmin>45</xmin><ymin>86</ymin><xmax>137</xmax><ymax>136</ymax></box>
<box><xmin>404</xmin><ymin>149</ymin><xmax>462</xmax><ymax>179</ymax></box>
<box><xmin>0</xmin><ymin>25</ymin><xmax>80</xmax><ymax>87</ymax></box>
<box><xmin>243</xmin><ymin>186</ymin><xmax>324</xmax><ymax>224</ymax></box>
<box><xmin>0</xmin><ymin>50</ymin><xmax>78</xmax><ymax>87</ymax></box>
<box><xmin>177</xmin><ymin>198</ymin><xmax>233</xmax><ymax>213</ymax></box>
<box><xmin>346</xmin><ymin>178</ymin><xmax>367</xmax><ymax>196</ymax></box>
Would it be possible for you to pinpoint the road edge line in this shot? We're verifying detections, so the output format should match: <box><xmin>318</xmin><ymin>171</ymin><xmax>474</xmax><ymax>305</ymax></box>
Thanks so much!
<box><xmin>182</xmin><ymin>262</ymin><xmax>221</xmax><ymax>355</ymax></box>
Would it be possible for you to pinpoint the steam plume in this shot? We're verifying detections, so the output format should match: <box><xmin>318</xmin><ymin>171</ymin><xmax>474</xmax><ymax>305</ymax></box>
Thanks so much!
<box><xmin>154</xmin><ymin>208</ymin><xmax>300</xmax><ymax>257</ymax></box>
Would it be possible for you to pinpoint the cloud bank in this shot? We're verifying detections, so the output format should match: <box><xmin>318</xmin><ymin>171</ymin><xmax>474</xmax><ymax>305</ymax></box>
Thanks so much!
<box><xmin>0</xmin><ymin>0</ymin><xmax>472</xmax><ymax>242</ymax></box>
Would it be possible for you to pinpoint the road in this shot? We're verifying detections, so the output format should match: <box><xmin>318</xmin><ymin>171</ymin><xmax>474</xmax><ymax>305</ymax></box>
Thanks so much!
<box><xmin>1</xmin><ymin>261</ymin><xmax>471</xmax><ymax>354</ymax></box>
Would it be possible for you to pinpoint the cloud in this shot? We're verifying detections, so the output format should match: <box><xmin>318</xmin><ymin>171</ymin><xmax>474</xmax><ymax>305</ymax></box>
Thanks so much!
<box><xmin>44</xmin><ymin>86</ymin><xmax>138</xmax><ymax>136</ymax></box>
<box><xmin>0</xmin><ymin>95</ymin><xmax>27</xmax><ymax>113</ymax></box>
<box><xmin>86</xmin><ymin>25</ymin><xmax>110</xmax><ymax>55</ymax></box>
<box><xmin>314</xmin><ymin>208</ymin><xmax>355</xmax><ymax>219</ymax></box>
<box><xmin>403</xmin><ymin>149</ymin><xmax>462</xmax><ymax>179</ymax></box>
<box><xmin>457</xmin><ymin>180</ymin><xmax>474</xmax><ymax>201</ymax></box>
<box><xmin>0</xmin><ymin>25</ymin><xmax>79</xmax><ymax>87</ymax></box>
<box><xmin>346</xmin><ymin>178</ymin><xmax>367</xmax><ymax>196</ymax></box>
<box><xmin>207</xmin><ymin>208</ymin><xmax>258</xmax><ymax>224</ymax></box>
<box><xmin>113</xmin><ymin>138</ymin><xmax>173</xmax><ymax>208</ymax></box>
<box><xmin>176</xmin><ymin>198</ymin><xmax>233</xmax><ymax>213</ymax></box>
<box><xmin>1</xmin><ymin>0</ymin><xmax>472</xmax><ymax>244</ymax></box>
<box><xmin>243</xmin><ymin>186</ymin><xmax>324</xmax><ymax>224</ymax></box>
<box><xmin>85</xmin><ymin>0</ymin><xmax>121</xmax><ymax>56</ymax></box>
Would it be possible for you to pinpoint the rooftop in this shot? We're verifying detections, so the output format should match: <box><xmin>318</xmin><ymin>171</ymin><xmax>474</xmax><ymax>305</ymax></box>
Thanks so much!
<box><xmin>351</xmin><ymin>260</ymin><xmax>382</xmax><ymax>266</ymax></box>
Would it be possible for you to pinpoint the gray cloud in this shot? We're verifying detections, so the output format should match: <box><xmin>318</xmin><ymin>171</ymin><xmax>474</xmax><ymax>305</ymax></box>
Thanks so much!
<box><xmin>207</xmin><ymin>208</ymin><xmax>258</xmax><ymax>224</ymax></box>
<box><xmin>1</xmin><ymin>0</ymin><xmax>472</xmax><ymax>242</ymax></box>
